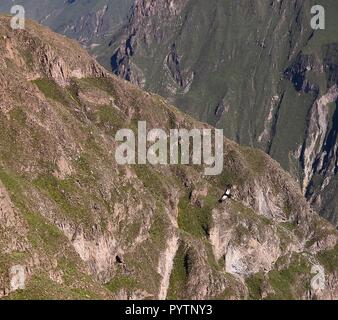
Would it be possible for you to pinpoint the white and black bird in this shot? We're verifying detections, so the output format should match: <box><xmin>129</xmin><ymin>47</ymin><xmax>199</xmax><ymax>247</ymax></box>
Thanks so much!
<box><xmin>219</xmin><ymin>185</ymin><xmax>232</xmax><ymax>203</ymax></box>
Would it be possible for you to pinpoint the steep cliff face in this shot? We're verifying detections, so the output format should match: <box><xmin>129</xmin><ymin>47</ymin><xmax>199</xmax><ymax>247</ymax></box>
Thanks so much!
<box><xmin>0</xmin><ymin>16</ymin><xmax>337</xmax><ymax>300</ymax></box>
<box><xmin>278</xmin><ymin>37</ymin><xmax>338</xmax><ymax>227</ymax></box>
<box><xmin>107</xmin><ymin>0</ymin><xmax>338</xmax><ymax>227</ymax></box>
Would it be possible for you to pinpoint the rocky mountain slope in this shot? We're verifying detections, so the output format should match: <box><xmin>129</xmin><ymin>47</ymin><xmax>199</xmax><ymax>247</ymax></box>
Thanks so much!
<box><xmin>106</xmin><ymin>0</ymin><xmax>338</xmax><ymax>227</ymax></box>
<box><xmin>0</xmin><ymin>16</ymin><xmax>337</xmax><ymax>300</ymax></box>
<box><xmin>2</xmin><ymin>0</ymin><xmax>336</xmax><ymax>228</ymax></box>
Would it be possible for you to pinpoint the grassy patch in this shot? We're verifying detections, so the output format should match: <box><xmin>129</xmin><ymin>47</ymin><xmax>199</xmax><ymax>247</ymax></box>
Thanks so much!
<box><xmin>178</xmin><ymin>193</ymin><xmax>217</xmax><ymax>238</ymax></box>
<box><xmin>266</xmin><ymin>254</ymin><xmax>311</xmax><ymax>300</ymax></box>
<box><xmin>241</xmin><ymin>147</ymin><xmax>266</xmax><ymax>175</ymax></box>
<box><xmin>95</xmin><ymin>104</ymin><xmax>124</xmax><ymax>134</ymax></box>
<box><xmin>33</xmin><ymin>174</ymin><xmax>92</xmax><ymax>225</ymax></box>
<box><xmin>21</xmin><ymin>49</ymin><xmax>34</xmax><ymax>68</ymax></box>
<box><xmin>280</xmin><ymin>221</ymin><xmax>296</xmax><ymax>232</ymax></box>
<box><xmin>33</xmin><ymin>79</ymin><xmax>67</xmax><ymax>105</ymax></box>
<box><xmin>0</xmin><ymin>252</ymin><xmax>29</xmax><ymax>275</ymax></box>
<box><xmin>246</xmin><ymin>272</ymin><xmax>265</xmax><ymax>300</ymax></box>
<box><xmin>0</xmin><ymin>169</ymin><xmax>28</xmax><ymax>212</ymax></box>
<box><xmin>149</xmin><ymin>211</ymin><xmax>170</xmax><ymax>249</ymax></box>
<box><xmin>9</xmin><ymin>107</ymin><xmax>27</xmax><ymax>126</ymax></box>
<box><xmin>105</xmin><ymin>276</ymin><xmax>138</xmax><ymax>294</ymax></box>
<box><xmin>134</xmin><ymin>166</ymin><xmax>166</xmax><ymax>199</ymax></box>
<box><xmin>25</xmin><ymin>211</ymin><xmax>64</xmax><ymax>253</ymax></box>
<box><xmin>167</xmin><ymin>244</ymin><xmax>191</xmax><ymax>300</ymax></box>
<box><xmin>76</xmin><ymin>78</ymin><xmax>117</xmax><ymax>96</ymax></box>
<box><xmin>317</xmin><ymin>245</ymin><xmax>338</xmax><ymax>274</ymax></box>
